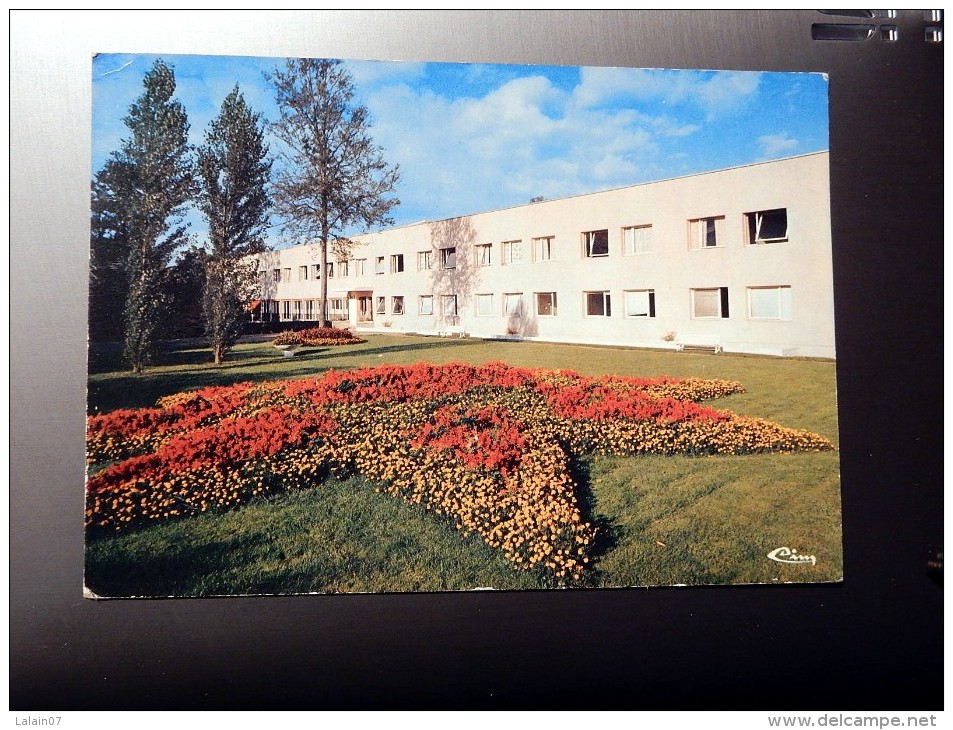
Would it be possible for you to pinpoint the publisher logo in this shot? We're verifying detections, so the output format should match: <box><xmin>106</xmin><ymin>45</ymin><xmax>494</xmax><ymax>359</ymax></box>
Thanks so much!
<box><xmin>768</xmin><ymin>546</ymin><xmax>816</xmax><ymax>566</ymax></box>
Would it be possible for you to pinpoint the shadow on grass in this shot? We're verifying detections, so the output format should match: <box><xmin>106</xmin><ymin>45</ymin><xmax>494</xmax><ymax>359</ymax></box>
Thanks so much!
<box><xmin>158</xmin><ymin>345</ymin><xmax>279</xmax><ymax>369</ymax></box>
<box><xmin>87</xmin><ymin>337</ymin><xmax>480</xmax><ymax>413</ymax></box>
<box><xmin>90</xmin><ymin>339</ymin><xmax>314</xmax><ymax>373</ymax></box>
<box><xmin>88</xmin><ymin>371</ymin><xmax>266</xmax><ymax>413</ymax></box>
<box><xmin>84</xmin><ymin>529</ymin><xmax>274</xmax><ymax>598</ymax></box>
<box><xmin>566</xmin><ymin>456</ymin><xmax>623</xmax><ymax>587</ymax></box>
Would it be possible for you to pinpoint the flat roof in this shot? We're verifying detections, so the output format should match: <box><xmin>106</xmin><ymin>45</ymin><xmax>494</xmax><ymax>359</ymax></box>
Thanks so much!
<box><xmin>355</xmin><ymin>150</ymin><xmax>831</xmax><ymax>236</ymax></box>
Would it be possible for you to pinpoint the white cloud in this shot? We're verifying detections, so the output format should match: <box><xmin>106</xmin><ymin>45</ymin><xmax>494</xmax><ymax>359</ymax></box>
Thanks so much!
<box><xmin>651</xmin><ymin>118</ymin><xmax>700</xmax><ymax>138</ymax></box>
<box><xmin>573</xmin><ymin>67</ymin><xmax>673</xmax><ymax>108</ymax></box>
<box><xmin>345</xmin><ymin>59</ymin><xmax>426</xmax><ymax>89</ymax></box>
<box><xmin>456</xmin><ymin>76</ymin><xmax>562</xmax><ymax>159</ymax></box>
<box><xmin>758</xmin><ymin>132</ymin><xmax>799</xmax><ymax>157</ymax></box>
<box><xmin>694</xmin><ymin>71</ymin><xmax>761</xmax><ymax>117</ymax></box>
<box><xmin>574</xmin><ymin>67</ymin><xmax>759</xmax><ymax>110</ymax></box>
<box><xmin>364</xmin><ymin>69</ymin><xmax>691</xmax><ymax>221</ymax></box>
<box><xmin>590</xmin><ymin>154</ymin><xmax>640</xmax><ymax>182</ymax></box>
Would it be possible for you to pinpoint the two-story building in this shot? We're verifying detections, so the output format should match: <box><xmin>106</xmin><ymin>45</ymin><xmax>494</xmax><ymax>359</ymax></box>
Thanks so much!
<box><xmin>250</xmin><ymin>151</ymin><xmax>834</xmax><ymax>358</ymax></box>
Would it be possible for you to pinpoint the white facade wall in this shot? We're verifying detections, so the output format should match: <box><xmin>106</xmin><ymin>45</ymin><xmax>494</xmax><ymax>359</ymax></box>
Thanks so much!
<box><xmin>251</xmin><ymin>152</ymin><xmax>835</xmax><ymax>358</ymax></box>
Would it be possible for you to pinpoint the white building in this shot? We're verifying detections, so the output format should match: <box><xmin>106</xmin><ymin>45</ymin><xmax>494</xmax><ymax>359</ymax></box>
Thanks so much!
<box><xmin>251</xmin><ymin>151</ymin><xmax>835</xmax><ymax>358</ymax></box>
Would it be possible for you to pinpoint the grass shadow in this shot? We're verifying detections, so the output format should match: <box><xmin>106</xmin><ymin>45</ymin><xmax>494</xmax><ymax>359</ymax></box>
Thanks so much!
<box><xmin>158</xmin><ymin>345</ymin><xmax>278</xmax><ymax>368</ymax></box>
<box><xmin>88</xmin><ymin>337</ymin><xmax>485</xmax><ymax>413</ymax></box>
<box><xmin>565</xmin><ymin>456</ymin><xmax>623</xmax><ymax>587</ymax></box>
<box><xmin>84</xmin><ymin>529</ymin><xmax>274</xmax><ymax>598</ymax></box>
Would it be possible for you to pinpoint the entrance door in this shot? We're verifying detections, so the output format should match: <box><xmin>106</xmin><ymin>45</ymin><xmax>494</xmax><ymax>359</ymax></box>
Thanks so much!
<box><xmin>358</xmin><ymin>296</ymin><xmax>373</xmax><ymax>322</ymax></box>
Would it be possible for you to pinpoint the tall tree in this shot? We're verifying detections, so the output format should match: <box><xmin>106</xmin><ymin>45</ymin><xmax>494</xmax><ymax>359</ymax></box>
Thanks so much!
<box><xmin>268</xmin><ymin>58</ymin><xmax>400</xmax><ymax>327</ymax></box>
<box><xmin>92</xmin><ymin>59</ymin><xmax>194</xmax><ymax>372</ymax></box>
<box><xmin>196</xmin><ymin>86</ymin><xmax>272</xmax><ymax>364</ymax></box>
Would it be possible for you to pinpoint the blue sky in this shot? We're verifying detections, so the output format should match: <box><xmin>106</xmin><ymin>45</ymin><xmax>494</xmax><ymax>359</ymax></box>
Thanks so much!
<box><xmin>92</xmin><ymin>53</ymin><xmax>829</xmax><ymax>248</ymax></box>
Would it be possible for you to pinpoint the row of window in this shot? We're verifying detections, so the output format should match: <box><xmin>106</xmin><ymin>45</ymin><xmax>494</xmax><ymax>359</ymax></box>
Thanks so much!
<box><xmin>257</xmin><ymin>298</ymin><xmax>349</xmax><ymax>321</ymax></box>
<box><xmin>270</xmin><ymin>258</ymin><xmax>374</xmax><ymax>283</ymax></box>
<box><xmin>687</xmin><ymin>208</ymin><xmax>788</xmax><ymax>251</ymax></box>
<box><xmin>262</xmin><ymin>286</ymin><xmax>792</xmax><ymax>321</ymax></box>
<box><xmin>265</xmin><ymin>208</ymin><xmax>790</xmax><ymax>283</ymax></box>
<box><xmin>268</xmin><ymin>254</ymin><xmax>384</xmax><ymax>284</ymax></box>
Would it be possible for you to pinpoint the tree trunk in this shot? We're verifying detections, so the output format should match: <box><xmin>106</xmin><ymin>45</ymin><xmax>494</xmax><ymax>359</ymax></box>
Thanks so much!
<box><xmin>320</xmin><ymin>238</ymin><xmax>330</xmax><ymax>328</ymax></box>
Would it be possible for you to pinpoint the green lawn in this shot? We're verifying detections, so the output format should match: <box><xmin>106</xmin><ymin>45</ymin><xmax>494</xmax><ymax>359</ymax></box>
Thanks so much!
<box><xmin>85</xmin><ymin>334</ymin><xmax>842</xmax><ymax>595</ymax></box>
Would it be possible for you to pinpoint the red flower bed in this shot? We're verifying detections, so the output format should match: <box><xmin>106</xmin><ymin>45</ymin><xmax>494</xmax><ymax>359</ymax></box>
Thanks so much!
<box><xmin>413</xmin><ymin>404</ymin><xmax>528</xmax><ymax>478</ymax></box>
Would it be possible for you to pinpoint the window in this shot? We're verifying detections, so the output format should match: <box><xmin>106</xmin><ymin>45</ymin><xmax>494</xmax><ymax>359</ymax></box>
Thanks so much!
<box><xmin>419</xmin><ymin>295</ymin><xmax>434</xmax><ymax>315</ymax></box>
<box><xmin>624</xmin><ymin>289</ymin><xmax>656</xmax><ymax>317</ymax></box>
<box><xmin>390</xmin><ymin>254</ymin><xmax>405</xmax><ymax>273</ymax></box>
<box><xmin>442</xmin><ymin>294</ymin><xmax>458</xmax><ymax>317</ymax></box>
<box><xmin>533</xmin><ymin>236</ymin><xmax>554</xmax><ymax>262</ymax></box>
<box><xmin>392</xmin><ymin>296</ymin><xmax>404</xmax><ymax>315</ymax></box>
<box><xmin>329</xmin><ymin>298</ymin><xmax>346</xmax><ymax>320</ymax></box>
<box><xmin>273</xmin><ymin>268</ymin><xmax>281</xmax><ymax>283</ymax></box>
<box><xmin>417</xmin><ymin>250</ymin><xmax>433</xmax><ymax>271</ymax></box>
<box><xmin>283</xmin><ymin>267</ymin><xmax>292</xmax><ymax>282</ymax></box>
<box><xmin>375</xmin><ymin>256</ymin><xmax>386</xmax><ymax>275</ymax></box>
<box><xmin>376</xmin><ymin>296</ymin><xmax>386</xmax><ymax>315</ymax></box>
<box><xmin>293</xmin><ymin>300</ymin><xmax>302</xmax><ymax>320</ymax></box>
<box><xmin>536</xmin><ymin>292</ymin><xmax>557</xmax><ymax>317</ymax></box>
<box><xmin>585</xmin><ymin>291</ymin><xmax>612</xmax><ymax>317</ymax></box>
<box><xmin>475</xmin><ymin>293</ymin><xmax>494</xmax><ymax>316</ymax></box>
<box><xmin>282</xmin><ymin>300</ymin><xmax>291</xmax><ymax>320</ymax></box>
<box><xmin>689</xmin><ymin>216</ymin><xmax>724</xmax><ymax>249</ymax></box>
<box><xmin>502</xmin><ymin>240</ymin><xmax>524</xmax><ymax>265</ymax></box>
<box><xmin>354</xmin><ymin>259</ymin><xmax>366</xmax><ymax>277</ymax></box>
<box><xmin>475</xmin><ymin>243</ymin><xmax>492</xmax><ymax>267</ymax></box>
<box><xmin>748</xmin><ymin>286</ymin><xmax>792</xmax><ymax>320</ymax></box>
<box><xmin>441</xmin><ymin>247</ymin><xmax>456</xmax><ymax>269</ymax></box>
<box><xmin>327</xmin><ymin>262</ymin><xmax>334</xmax><ymax>278</ymax></box>
<box><xmin>504</xmin><ymin>293</ymin><xmax>523</xmax><ymax>317</ymax></box>
<box><xmin>299</xmin><ymin>265</ymin><xmax>308</xmax><ymax>281</ymax></box>
<box><xmin>305</xmin><ymin>300</ymin><xmax>315</xmax><ymax>320</ymax></box>
<box><xmin>623</xmin><ymin>225</ymin><xmax>652</xmax><ymax>255</ymax></box>
<box><xmin>312</xmin><ymin>264</ymin><xmax>321</xmax><ymax>279</ymax></box>
<box><xmin>339</xmin><ymin>260</ymin><xmax>350</xmax><ymax>278</ymax></box>
<box><xmin>692</xmin><ymin>287</ymin><xmax>730</xmax><ymax>318</ymax></box>
<box><xmin>584</xmin><ymin>229</ymin><xmax>609</xmax><ymax>257</ymax></box>
<box><xmin>745</xmin><ymin>208</ymin><xmax>789</xmax><ymax>244</ymax></box>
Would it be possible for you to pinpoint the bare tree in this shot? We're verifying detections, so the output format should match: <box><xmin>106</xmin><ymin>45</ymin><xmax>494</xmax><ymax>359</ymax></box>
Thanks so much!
<box><xmin>267</xmin><ymin>59</ymin><xmax>400</xmax><ymax>327</ymax></box>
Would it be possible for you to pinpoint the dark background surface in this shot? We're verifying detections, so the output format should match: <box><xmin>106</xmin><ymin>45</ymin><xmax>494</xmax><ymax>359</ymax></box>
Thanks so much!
<box><xmin>10</xmin><ymin>10</ymin><xmax>943</xmax><ymax>710</ymax></box>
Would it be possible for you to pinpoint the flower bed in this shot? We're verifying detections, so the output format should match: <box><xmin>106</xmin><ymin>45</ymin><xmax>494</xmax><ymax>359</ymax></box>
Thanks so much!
<box><xmin>86</xmin><ymin>362</ymin><xmax>834</xmax><ymax>581</ymax></box>
<box><xmin>272</xmin><ymin>327</ymin><xmax>365</xmax><ymax>347</ymax></box>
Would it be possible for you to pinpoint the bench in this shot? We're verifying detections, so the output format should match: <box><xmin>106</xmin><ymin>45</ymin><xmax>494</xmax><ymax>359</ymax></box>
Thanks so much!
<box><xmin>438</xmin><ymin>325</ymin><xmax>469</xmax><ymax>338</ymax></box>
<box><xmin>675</xmin><ymin>337</ymin><xmax>722</xmax><ymax>354</ymax></box>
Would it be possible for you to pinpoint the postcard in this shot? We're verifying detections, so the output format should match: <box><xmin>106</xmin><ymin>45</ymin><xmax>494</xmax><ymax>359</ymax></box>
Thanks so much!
<box><xmin>86</xmin><ymin>54</ymin><xmax>839</xmax><ymax>597</ymax></box>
